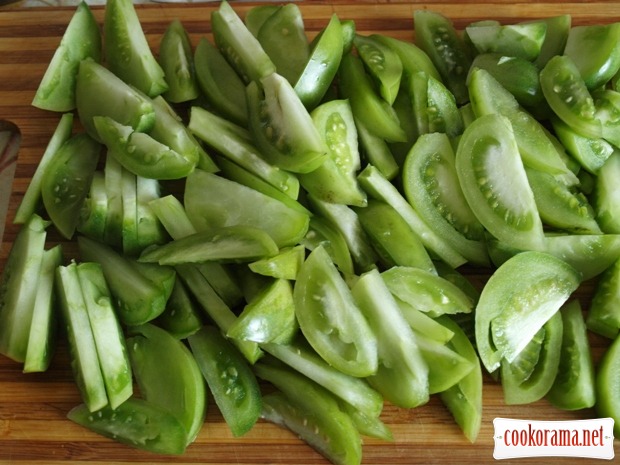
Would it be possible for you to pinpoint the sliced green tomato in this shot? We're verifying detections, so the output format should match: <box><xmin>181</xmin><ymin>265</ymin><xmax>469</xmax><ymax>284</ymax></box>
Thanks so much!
<box><xmin>76</xmin><ymin>262</ymin><xmax>133</xmax><ymax>410</ymax></box>
<box><xmin>340</xmin><ymin>401</ymin><xmax>393</xmax><ymax>441</ymax></box>
<box><xmin>466</xmin><ymin>22</ymin><xmax>546</xmax><ymax>61</ymax></box>
<box><xmin>564</xmin><ymin>23</ymin><xmax>620</xmax><ymax>90</ymax></box>
<box><xmin>299</xmin><ymin>99</ymin><xmax>366</xmax><ymax>207</ymax></box>
<box><xmin>355</xmin><ymin>199</ymin><xmax>436</xmax><ymax>274</ymax></box>
<box><xmin>154</xmin><ymin>279</ymin><xmax>203</xmax><ymax>340</ymax></box>
<box><xmin>402</xmin><ymin>132</ymin><xmax>488</xmax><ymax>266</ymax></box>
<box><xmin>381</xmin><ymin>266</ymin><xmax>474</xmax><ymax>318</ymax></box>
<box><xmin>102</xmin><ymin>154</ymin><xmax>124</xmax><ymax>249</ymax></box>
<box><xmin>307</xmin><ymin>195</ymin><xmax>378</xmax><ymax>273</ymax></box>
<box><xmin>159</xmin><ymin>19</ymin><xmax>199</xmax><ymax>103</ymax></box>
<box><xmin>524</xmin><ymin>166</ymin><xmax>601</xmax><ymax>234</ymax></box>
<box><xmin>127</xmin><ymin>324</ymin><xmax>206</xmax><ymax>445</ymax></box>
<box><xmin>353</xmin><ymin>33</ymin><xmax>402</xmax><ymax>105</ymax></box>
<box><xmin>188</xmin><ymin>106</ymin><xmax>299</xmax><ymax>198</ymax></box>
<box><xmin>76</xmin><ymin>59</ymin><xmax>155</xmax><ymax>140</ymax></box>
<box><xmin>294</xmin><ymin>14</ymin><xmax>344</xmax><ymax>110</ymax></box>
<box><xmin>247</xmin><ymin>73</ymin><xmax>328</xmax><ymax>173</ymax></box>
<box><xmin>176</xmin><ymin>264</ymin><xmax>262</xmax><ymax>364</ymax></box>
<box><xmin>455</xmin><ymin>113</ymin><xmax>545</xmax><ymax>251</ymax></box>
<box><xmin>301</xmin><ymin>216</ymin><xmax>355</xmax><ymax>276</ymax></box>
<box><xmin>355</xmin><ymin>115</ymin><xmax>400</xmax><ymax>181</ymax></box>
<box><xmin>68</xmin><ymin>398</ymin><xmax>188</xmax><ymax>455</ymax></box>
<box><xmin>351</xmin><ymin>269</ymin><xmax>429</xmax><ymax>408</ymax></box>
<box><xmin>184</xmin><ymin>169</ymin><xmax>310</xmax><ymax>248</ymax></box>
<box><xmin>500</xmin><ymin>311</ymin><xmax>563</xmax><ymax>405</ymax></box>
<box><xmin>593</xmin><ymin>151</ymin><xmax>620</xmax><ymax>233</ymax></box>
<box><xmin>103</xmin><ymin>0</ymin><xmax>167</xmax><ymax>97</ymax></box>
<box><xmin>436</xmin><ymin>315</ymin><xmax>482</xmax><ymax>443</ymax></box>
<box><xmin>396</xmin><ymin>298</ymin><xmax>455</xmax><ymax>344</ymax></box>
<box><xmin>23</xmin><ymin>245</ymin><xmax>63</xmax><ymax>373</ymax></box>
<box><xmin>211</xmin><ymin>0</ymin><xmax>276</xmax><ymax>83</ymax></box>
<box><xmin>414</xmin><ymin>10</ymin><xmax>471</xmax><ymax>105</ymax></box>
<box><xmin>358</xmin><ymin>165</ymin><xmax>467</xmax><ymax>268</ymax></box>
<box><xmin>0</xmin><ymin>214</ymin><xmax>49</xmax><ymax>364</ymax></box>
<box><xmin>547</xmin><ymin>300</ymin><xmax>596</xmax><ymax>410</ymax></box>
<box><xmin>248</xmin><ymin>245</ymin><xmax>305</xmax><ymax>280</ymax></box>
<box><xmin>256</xmin><ymin>3</ymin><xmax>309</xmax><ymax>85</ymax></box>
<box><xmin>595</xmin><ymin>331</ymin><xmax>620</xmax><ymax>436</ymax></box>
<box><xmin>529</xmin><ymin>15</ymin><xmax>571</xmax><ymax>69</ymax></box>
<box><xmin>593</xmin><ymin>89</ymin><xmax>620</xmax><ymax>148</ymax></box>
<box><xmin>77</xmin><ymin>171</ymin><xmax>107</xmax><ymax>242</ymax></box>
<box><xmin>120</xmin><ymin>164</ymin><xmax>139</xmax><ymax>255</ymax></box>
<box><xmin>78</xmin><ymin>236</ymin><xmax>174</xmax><ymax>326</ymax></box>
<box><xmin>468</xmin><ymin>67</ymin><xmax>576</xmax><ymax>178</ymax></box>
<box><xmin>474</xmin><ymin>251</ymin><xmax>580</xmax><ymax>373</ymax></box>
<box><xmin>32</xmin><ymin>1</ymin><xmax>101</xmax><ymax>111</ymax></box>
<box><xmin>503</xmin><ymin>325</ymin><xmax>545</xmax><ymax>383</ymax></box>
<box><xmin>55</xmin><ymin>263</ymin><xmax>108</xmax><ymax>412</ymax></box>
<box><xmin>259</xmin><ymin>377</ymin><xmax>362</xmax><ymax>465</ymax></box>
<box><xmin>94</xmin><ymin>116</ymin><xmax>196</xmax><ymax>181</ymax></box>
<box><xmin>226</xmin><ymin>278</ymin><xmax>297</xmax><ymax>344</ymax></box>
<box><xmin>194</xmin><ymin>37</ymin><xmax>248</xmax><ymax>126</ymax></box>
<box><xmin>588</xmin><ymin>256</ymin><xmax>620</xmax><ymax>339</ymax></box>
<box><xmin>417</xmin><ymin>334</ymin><xmax>474</xmax><ymax>395</ymax></box>
<box><xmin>293</xmin><ymin>245</ymin><xmax>378</xmax><ymax>378</ymax></box>
<box><xmin>244</xmin><ymin>4</ymin><xmax>279</xmax><ymax>36</ymax></box>
<box><xmin>262</xmin><ymin>337</ymin><xmax>383</xmax><ymax>417</ymax></box>
<box><xmin>372</xmin><ymin>34</ymin><xmax>441</xmax><ymax>83</ymax></box>
<box><xmin>338</xmin><ymin>53</ymin><xmax>406</xmax><ymax>143</ymax></box>
<box><xmin>551</xmin><ymin>116</ymin><xmax>614</xmax><ymax>175</ymax></box>
<box><xmin>540</xmin><ymin>55</ymin><xmax>602</xmax><ymax>139</ymax></box>
<box><xmin>41</xmin><ymin>132</ymin><xmax>101</xmax><ymax>239</ymax></box>
<box><xmin>188</xmin><ymin>325</ymin><xmax>261</xmax><ymax>437</ymax></box>
<box><xmin>469</xmin><ymin>53</ymin><xmax>543</xmax><ymax>108</ymax></box>
<box><xmin>139</xmin><ymin>226</ymin><xmax>279</xmax><ymax>266</ymax></box>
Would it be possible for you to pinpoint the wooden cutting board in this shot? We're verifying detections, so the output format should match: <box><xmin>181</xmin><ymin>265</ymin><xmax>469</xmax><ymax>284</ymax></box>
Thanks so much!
<box><xmin>1</xmin><ymin>1</ymin><xmax>619</xmax><ymax>464</ymax></box>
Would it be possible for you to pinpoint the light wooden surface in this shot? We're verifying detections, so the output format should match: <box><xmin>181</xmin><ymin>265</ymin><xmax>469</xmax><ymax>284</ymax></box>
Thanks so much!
<box><xmin>1</xmin><ymin>2</ymin><xmax>619</xmax><ymax>464</ymax></box>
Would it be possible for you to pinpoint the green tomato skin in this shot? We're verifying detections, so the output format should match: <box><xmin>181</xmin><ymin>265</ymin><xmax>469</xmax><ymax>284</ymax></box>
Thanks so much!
<box><xmin>596</xmin><ymin>331</ymin><xmax>620</xmax><ymax>437</ymax></box>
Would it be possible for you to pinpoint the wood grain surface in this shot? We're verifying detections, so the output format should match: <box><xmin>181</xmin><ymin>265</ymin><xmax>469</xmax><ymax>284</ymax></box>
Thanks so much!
<box><xmin>1</xmin><ymin>1</ymin><xmax>619</xmax><ymax>464</ymax></box>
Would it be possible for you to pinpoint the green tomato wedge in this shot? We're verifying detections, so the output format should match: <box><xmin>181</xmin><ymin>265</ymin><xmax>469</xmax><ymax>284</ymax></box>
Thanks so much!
<box><xmin>540</xmin><ymin>54</ymin><xmax>602</xmax><ymax>139</ymax></box>
<box><xmin>564</xmin><ymin>23</ymin><xmax>620</xmax><ymax>90</ymax></box>
<box><xmin>248</xmin><ymin>245</ymin><xmax>305</xmax><ymax>280</ymax></box>
<box><xmin>188</xmin><ymin>325</ymin><xmax>261</xmax><ymax>437</ymax></box>
<box><xmin>301</xmin><ymin>216</ymin><xmax>355</xmax><ymax>277</ymax></box>
<box><xmin>158</xmin><ymin>19</ymin><xmax>199</xmax><ymax>104</ymax></box>
<box><xmin>299</xmin><ymin>99</ymin><xmax>367</xmax><ymax>207</ymax></box>
<box><xmin>23</xmin><ymin>245</ymin><xmax>63</xmax><ymax>373</ymax></box>
<box><xmin>103</xmin><ymin>0</ymin><xmax>167</xmax><ymax>97</ymax></box>
<box><xmin>32</xmin><ymin>1</ymin><xmax>101</xmax><ymax>112</ymax></box>
<box><xmin>184</xmin><ymin>169</ymin><xmax>309</xmax><ymax>248</ymax></box>
<box><xmin>68</xmin><ymin>398</ymin><xmax>188</xmax><ymax>455</ymax></box>
<box><xmin>500</xmin><ymin>310</ymin><xmax>563</xmax><ymax>405</ymax></box>
<box><xmin>353</xmin><ymin>33</ymin><xmax>403</xmax><ymax>105</ymax></box>
<box><xmin>227</xmin><ymin>278</ymin><xmax>297</xmax><ymax>344</ymax></box>
<box><xmin>139</xmin><ymin>226</ymin><xmax>279</xmax><ymax>266</ymax></box>
<box><xmin>154</xmin><ymin>279</ymin><xmax>203</xmax><ymax>340</ymax></box>
<box><xmin>414</xmin><ymin>10</ymin><xmax>471</xmax><ymax>105</ymax></box>
<box><xmin>547</xmin><ymin>300</ymin><xmax>596</xmax><ymax>410</ymax></box>
<box><xmin>402</xmin><ymin>132</ymin><xmax>488</xmax><ymax>266</ymax></box>
<box><xmin>76</xmin><ymin>59</ymin><xmax>155</xmax><ymax>141</ymax></box>
<box><xmin>593</xmin><ymin>151</ymin><xmax>620</xmax><ymax>233</ymax></box>
<box><xmin>211</xmin><ymin>0</ymin><xmax>276</xmax><ymax>83</ymax></box>
<box><xmin>372</xmin><ymin>34</ymin><xmax>441</xmax><ymax>84</ymax></box>
<box><xmin>593</xmin><ymin>89</ymin><xmax>620</xmax><ymax>148</ymax></box>
<box><xmin>588</xmin><ymin>256</ymin><xmax>620</xmax><ymax>339</ymax></box>
<box><xmin>76</xmin><ymin>262</ymin><xmax>133</xmax><ymax>410</ymax></box>
<box><xmin>338</xmin><ymin>53</ymin><xmax>406</xmax><ymax>143</ymax></box>
<box><xmin>256</xmin><ymin>3</ymin><xmax>309</xmax><ymax>85</ymax></box>
<box><xmin>55</xmin><ymin>263</ymin><xmax>108</xmax><ymax>412</ymax></box>
<box><xmin>41</xmin><ymin>132</ymin><xmax>101</xmax><ymax>239</ymax></box>
<box><xmin>529</xmin><ymin>14</ymin><xmax>571</xmax><ymax>69</ymax></box>
<box><xmin>255</xmin><ymin>362</ymin><xmax>362</xmax><ymax>465</ymax></box>
<box><xmin>381</xmin><ymin>266</ymin><xmax>474</xmax><ymax>318</ymax></box>
<box><xmin>465</xmin><ymin>22</ymin><xmax>547</xmax><ymax>61</ymax></box>
<box><xmin>355</xmin><ymin>199</ymin><xmax>436</xmax><ymax>274</ymax></box>
<box><xmin>127</xmin><ymin>323</ymin><xmax>206</xmax><ymax>445</ymax></box>
<box><xmin>244</xmin><ymin>4</ymin><xmax>279</xmax><ymax>37</ymax></box>
<box><xmin>77</xmin><ymin>171</ymin><xmax>107</xmax><ymax>242</ymax></box>
<box><xmin>595</xmin><ymin>331</ymin><xmax>620</xmax><ymax>436</ymax></box>
<box><xmin>455</xmin><ymin>113</ymin><xmax>545</xmax><ymax>251</ymax></box>
<box><xmin>194</xmin><ymin>37</ymin><xmax>248</xmax><ymax>127</ymax></box>
<box><xmin>293</xmin><ymin>245</ymin><xmax>378</xmax><ymax>378</ymax></box>
<box><xmin>474</xmin><ymin>251</ymin><xmax>580</xmax><ymax>373</ymax></box>
<box><xmin>351</xmin><ymin>269</ymin><xmax>430</xmax><ymax>408</ymax></box>
<box><xmin>294</xmin><ymin>14</ymin><xmax>344</xmax><ymax>111</ymax></box>
<box><xmin>0</xmin><ymin>214</ymin><xmax>49</xmax><ymax>364</ymax></box>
